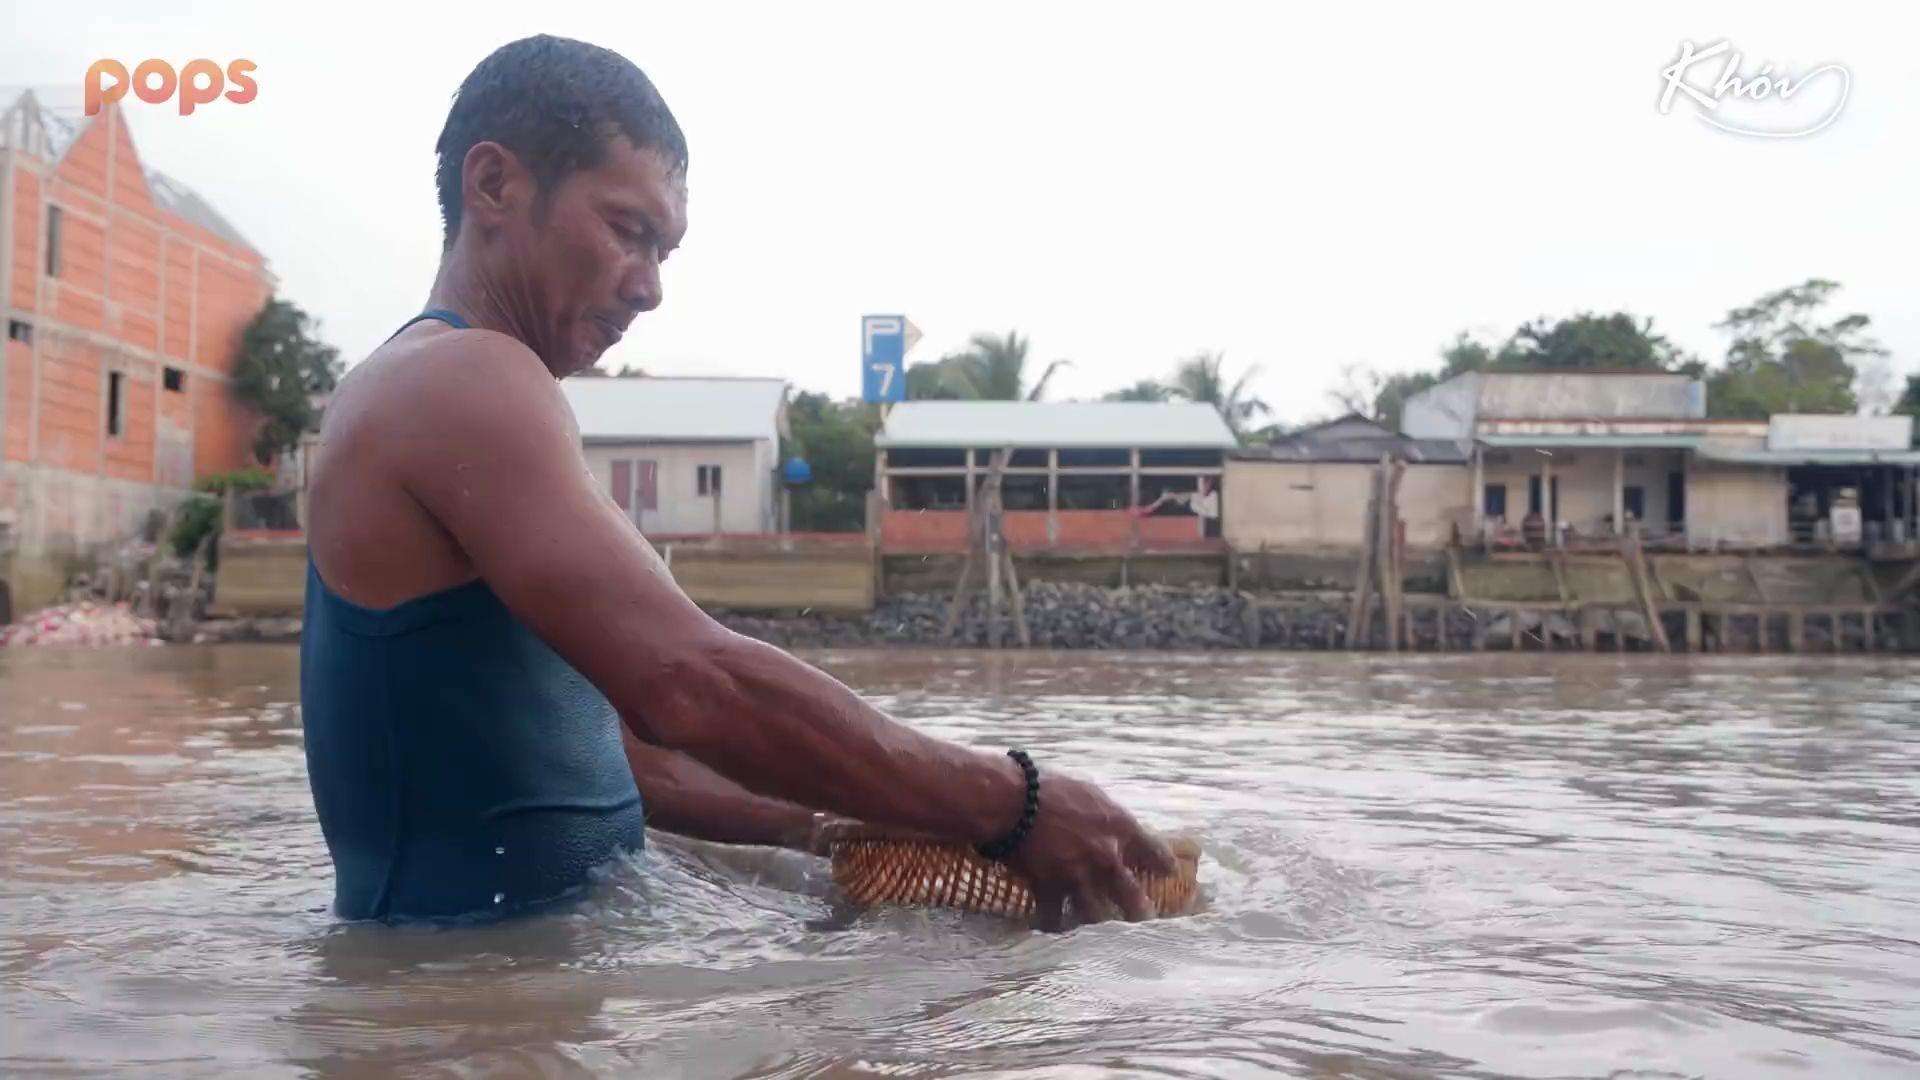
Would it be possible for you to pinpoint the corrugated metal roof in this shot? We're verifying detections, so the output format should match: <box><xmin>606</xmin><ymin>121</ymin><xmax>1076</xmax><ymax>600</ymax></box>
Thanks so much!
<box><xmin>3</xmin><ymin>91</ymin><xmax>261</xmax><ymax>256</ymax></box>
<box><xmin>146</xmin><ymin>169</ymin><xmax>259</xmax><ymax>254</ymax></box>
<box><xmin>1695</xmin><ymin>446</ymin><xmax>1920</xmax><ymax>466</ymax></box>
<box><xmin>559</xmin><ymin>377</ymin><xmax>787</xmax><ymax>443</ymax></box>
<box><xmin>875</xmin><ymin>401</ymin><xmax>1238</xmax><ymax>449</ymax></box>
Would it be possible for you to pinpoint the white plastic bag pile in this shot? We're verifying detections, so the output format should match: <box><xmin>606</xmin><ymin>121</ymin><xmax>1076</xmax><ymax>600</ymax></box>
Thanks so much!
<box><xmin>0</xmin><ymin>602</ymin><xmax>163</xmax><ymax>647</ymax></box>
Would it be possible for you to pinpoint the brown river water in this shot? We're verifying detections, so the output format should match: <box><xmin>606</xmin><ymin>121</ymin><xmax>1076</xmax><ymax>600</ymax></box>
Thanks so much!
<box><xmin>1</xmin><ymin>645</ymin><xmax>1917</xmax><ymax>1079</ymax></box>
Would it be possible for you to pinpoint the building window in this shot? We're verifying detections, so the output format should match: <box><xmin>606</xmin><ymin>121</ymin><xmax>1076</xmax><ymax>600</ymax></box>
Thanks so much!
<box><xmin>1057</xmin><ymin>474</ymin><xmax>1128</xmax><ymax>510</ymax></box>
<box><xmin>1059</xmin><ymin>447</ymin><xmax>1133</xmax><ymax>468</ymax></box>
<box><xmin>163</xmin><ymin>366</ymin><xmax>185</xmax><ymax>393</ymax></box>
<box><xmin>1483</xmin><ymin>483</ymin><xmax>1508</xmax><ymax>518</ymax></box>
<box><xmin>6</xmin><ymin>319</ymin><xmax>30</xmax><ymax>344</ymax></box>
<box><xmin>887</xmin><ymin>448</ymin><xmax>966</xmax><ymax>468</ymax></box>
<box><xmin>895</xmin><ymin>475</ymin><xmax>967</xmax><ymax>510</ymax></box>
<box><xmin>46</xmin><ymin>207</ymin><xmax>63</xmax><ymax>278</ymax></box>
<box><xmin>106</xmin><ymin>370</ymin><xmax>125</xmax><ymax>437</ymax></box>
<box><xmin>1623</xmin><ymin>485</ymin><xmax>1646</xmax><ymax>521</ymax></box>
<box><xmin>697</xmin><ymin>464</ymin><xmax>723</xmax><ymax>496</ymax></box>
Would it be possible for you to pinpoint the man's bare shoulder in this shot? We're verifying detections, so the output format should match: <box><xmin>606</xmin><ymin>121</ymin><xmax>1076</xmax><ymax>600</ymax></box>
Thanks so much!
<box><xmin>347</xmin><ymin>327</ymin><xmax>583</xmax><ymax>460</ymax></box>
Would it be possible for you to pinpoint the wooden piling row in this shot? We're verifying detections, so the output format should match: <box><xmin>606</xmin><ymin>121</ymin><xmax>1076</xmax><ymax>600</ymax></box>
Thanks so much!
<box><xmin>1250</xmin><ymin>595</ymin><xmax>1917</xmax><ymax>654</ymax></box>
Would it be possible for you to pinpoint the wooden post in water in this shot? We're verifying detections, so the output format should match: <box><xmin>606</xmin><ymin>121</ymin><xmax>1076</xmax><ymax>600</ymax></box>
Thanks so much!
<box><xmin>1003</xmin><ymin>549</ymin><xmax>1030</xmax><ymax>648</ymax></box>
<box><xmin>1685</xmin><ymin>606</ymin><xmax>1702</xmax><ymax>653</ymax></box>
<box><xmin>1380</xmin><ymin>459</ymin><xmax>1405</xmax><ymax>652</ymax></box>
<box><xmin>1345</xmin><ymin>461</ymin><xmax>1383</xmax><ymax>649</ymax></box>
<box><xmin>1863</xmin><ymin>608</ymin><xmax>1875</xmax><ymax>653</ymax></box>
<box><xmin>1623</xmin><ymin>528</ymin><xmax>1672</xmax><ymax>653</ymax></box>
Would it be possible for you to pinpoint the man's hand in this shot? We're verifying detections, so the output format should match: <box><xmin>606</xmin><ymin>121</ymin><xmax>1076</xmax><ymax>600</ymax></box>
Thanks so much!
<box><xmin>1001</xmin><ymin>768</ymin><xmax>1176</xmax><ymax>930</ymax></box>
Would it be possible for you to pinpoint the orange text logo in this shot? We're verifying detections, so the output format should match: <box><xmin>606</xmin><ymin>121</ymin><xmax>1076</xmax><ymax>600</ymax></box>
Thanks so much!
<box><xmin>85</xmin><ymin>59</ymin><xmax>258</xmax><ymax>117</ymax></box>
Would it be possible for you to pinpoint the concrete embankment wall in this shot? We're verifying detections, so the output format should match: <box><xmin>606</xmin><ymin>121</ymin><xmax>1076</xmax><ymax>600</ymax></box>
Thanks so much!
<box><xmin>1457</xmin><ymin>552</ymin><xmax>1889</xmax><ymax>607</ymax></box>
<box><xmin>208</xmin><ymin>534</ymin><xmax>882</xmax><ymax>616</ymax></box>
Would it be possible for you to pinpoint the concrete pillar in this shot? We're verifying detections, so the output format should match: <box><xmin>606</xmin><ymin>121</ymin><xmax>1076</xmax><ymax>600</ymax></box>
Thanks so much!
<box><xmin>1685</xmin><ymin>606</ymin><xmax>1701</xmax><ymax>652</ymax></box>
<box><xmin>1046</xmin><ymin>449</ymin><xmax>1059</xmax><ymax>546</ymax></box>
<box><xmin>1128</xmin><ymin>448</ymin><xmax>1141</xmax><ymax>549</ymax></box>
<box><xmin>1471</xmin><ymin>444</ymin><xmax>1484</xmax><ymax>539</ymax></box>
<box><xmin>1614</xmin><ymin>448</ymin><xmax>1626</xmax><ymax>538</ymax></box>
<box><xmin>1542</xmin><ymin>454</ymin><xmax>1558</xmax><ymax>548</ymax></box>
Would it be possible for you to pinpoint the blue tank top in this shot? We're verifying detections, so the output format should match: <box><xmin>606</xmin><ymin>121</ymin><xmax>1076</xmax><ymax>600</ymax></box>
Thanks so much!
<box><xmin>298</xmin><ymin>308</ymin><xmax>645</xmax><ymax>923</ymax></box>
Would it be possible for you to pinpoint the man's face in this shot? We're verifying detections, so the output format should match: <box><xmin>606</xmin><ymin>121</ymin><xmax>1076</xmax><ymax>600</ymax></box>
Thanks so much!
<box><xmin>509</xmin><ymin>136</ymin><xmax>687</xmax><ymax>377</ymax></box>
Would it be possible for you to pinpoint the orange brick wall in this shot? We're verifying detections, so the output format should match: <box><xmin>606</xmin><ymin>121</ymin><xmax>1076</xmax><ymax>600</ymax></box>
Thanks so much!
<box><xmin>880</xmin><ymin>507</ymin><xmax>1208</xmax><ymax>552</ymax></box>
<box><xmin>4</xmin><ymin>340</ymin><xmax>31</xmax><ymax>463</ymax></box>
<box><xmin>9</xmin><ymin>168</ymin><xmax>37</xmax><ymax>311</ymax></box>
<box><xmin>2</xmin><ymin>100</ymin><xmax>275</xmax><ymax>566</ymax></box>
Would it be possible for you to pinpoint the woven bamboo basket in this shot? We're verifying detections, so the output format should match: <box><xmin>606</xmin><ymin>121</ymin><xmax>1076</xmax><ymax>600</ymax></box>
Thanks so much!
<box><xmin>828</xmin><ymin>829</ymin><xmax>1203</xmax><ymax>923</ymax></box>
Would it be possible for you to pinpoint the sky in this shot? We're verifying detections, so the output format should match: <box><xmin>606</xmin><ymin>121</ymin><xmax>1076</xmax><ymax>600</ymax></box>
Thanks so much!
<box><xmin>2</xmin><ymin>0</ymin><xmax>1914</xmax><ymax>425</ymax></box>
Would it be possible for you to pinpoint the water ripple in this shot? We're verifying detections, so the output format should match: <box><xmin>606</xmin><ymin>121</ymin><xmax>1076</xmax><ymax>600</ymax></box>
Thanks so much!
<box><xmin>2</xmin><ymin>647</ymin><xmax>1918</xmax><ymax>1078</ymax></box>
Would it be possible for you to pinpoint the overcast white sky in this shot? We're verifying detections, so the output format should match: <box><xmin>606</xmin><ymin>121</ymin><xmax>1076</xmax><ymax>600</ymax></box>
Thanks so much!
<box><xmin>3</xmin><ymin>0</ymin><xmax>1914</xmax><ymax>424</ymax></box>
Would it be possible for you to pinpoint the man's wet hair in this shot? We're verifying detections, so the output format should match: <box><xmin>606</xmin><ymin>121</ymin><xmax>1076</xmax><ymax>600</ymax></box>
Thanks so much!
<box><xmin>434</xmin><ymin>34</ymin><xmax>688</xmax><ymax>249</ymax></box>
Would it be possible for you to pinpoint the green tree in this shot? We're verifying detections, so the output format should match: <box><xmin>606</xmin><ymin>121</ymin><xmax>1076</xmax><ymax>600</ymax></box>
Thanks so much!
<box><xmin>576</xmin><ymin>362</ymin><xmax>647</xmax><ymax>377</ymax></box>
<box><xmin>1493</xmin><ymin>312</ymin><xmax>1686</xmax><ymax>371</ymax></box>
<box><xmin>1167</xmin><ymin>351</ymin><xmax>1270</xmax><ymax>439</ymax></box>
<box><xmin>1101</xmin><ymin>379</ymin><xmax>1172</xmax><ymax>402</ymax></box>
<box><xmin>1329</xmin><ymin>360</ymin><xmax>1447</xmax><ymax>432</ymax></box>
<box><xmin>906</xmin><ymin>331</ymin><xmax>1070</xmax><ymax>402</ymax></box>
<box><xmin>231</xmin><ymin>297</ymin><xmax>343</xmax><ymax>465</ymax></box>
<box><xmin>782</xmin><ymin>392</ymin><xmax>881</xmax><ymax>532</ymax></box>
<box><xmin>1704</xmin><ymin>279</ymin><xmax>1885</xmax><ymax>418</ymax></box>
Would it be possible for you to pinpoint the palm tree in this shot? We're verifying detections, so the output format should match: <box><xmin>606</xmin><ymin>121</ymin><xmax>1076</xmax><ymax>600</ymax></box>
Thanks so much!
<box><xmin>1102</xmin><ymin>379</ymin><xmax>1172</xmax><ymax>402</ymax></box>
<box><xmin>1167</xmin><ymin>351</ymin><xmax>1270</xmax><ymax>437</ymax></box>
<box><xmin>910</xmin><ymin>330</ymin><xmax>1070</xmax><ymax>402</ymax></box>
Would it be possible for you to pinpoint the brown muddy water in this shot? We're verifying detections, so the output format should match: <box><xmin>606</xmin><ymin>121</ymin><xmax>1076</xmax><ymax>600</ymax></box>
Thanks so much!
<box><xmin>1</xmin><ymin>646</ymin><xmax>1918</xmax><ymax>1079</ymax></box>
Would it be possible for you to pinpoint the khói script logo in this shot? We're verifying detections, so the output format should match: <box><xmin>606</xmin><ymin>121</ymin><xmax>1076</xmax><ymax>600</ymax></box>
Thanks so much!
<box><xmin>1657</xmin><ymin>40</ymin><xmax>1849</xmax><ymax>138</ymax></box>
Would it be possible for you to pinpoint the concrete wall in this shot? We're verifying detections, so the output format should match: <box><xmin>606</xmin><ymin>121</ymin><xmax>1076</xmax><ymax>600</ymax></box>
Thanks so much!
<box><xmin>1478</xmin><ymin>373</ymin><xmax>1702</xmax><ymax>420</ymax></box>
<box><xmin>1687</xmin><ymin>462</ymin><xmax>1790</xmax><ymax>547</ymax></box>
<box><xmin>1479</xmin><ymin>449</ymin><xmax>1687</xmax><ymax>535</ymax></box>
<box><xmin>210</xmin><ymin>534</ymin><xmax>306</xmax><ymax>615</ymax></box>
<box><xmin>582</xmin><ymin>440</ymin><xmax>773</xmax><ymax>534</ymax></box>
<box><xmin>2</xmin><ymin>103</ymin><xmax>272</xmax><ymax>615</ymax></box>
<box><xmin>211</xmin><ymin>536</ymin><xmax>882</xmax><ymax>617</ymax></box>
<box><xmin>659</xmin><ymin>540</ymin><xmax>875</xmax><ymax>614</ymax></box>
<box><xmin>1224</xmin><ymin>459</ymin><xmax>1470</xmax><ymax>548</ymax></box>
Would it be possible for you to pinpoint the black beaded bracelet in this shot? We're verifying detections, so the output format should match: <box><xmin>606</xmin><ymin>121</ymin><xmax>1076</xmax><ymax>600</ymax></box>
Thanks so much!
<box><xmin>976</xmin><ymin>749</ymin><xmax>1040</xmax><ymax>862</ymax></box>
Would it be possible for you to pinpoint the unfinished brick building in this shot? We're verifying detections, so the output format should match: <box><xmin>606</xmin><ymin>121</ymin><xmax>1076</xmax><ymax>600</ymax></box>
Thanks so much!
<box><xmin>0</xmin><ymin>91</ymin><xmax>273</xmax><ymax>616</ymax></box>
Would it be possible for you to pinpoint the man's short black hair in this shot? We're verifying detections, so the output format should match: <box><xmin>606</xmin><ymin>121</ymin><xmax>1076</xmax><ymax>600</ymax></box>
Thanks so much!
<box><xmin>434</xmin><ymin>35</ymin><xmax>688</xmax><ymax>249</ymax></box>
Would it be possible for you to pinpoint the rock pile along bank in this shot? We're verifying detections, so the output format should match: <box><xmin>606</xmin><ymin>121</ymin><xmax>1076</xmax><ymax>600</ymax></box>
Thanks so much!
<box><xmin>715</xmin><ymin>582</ymin><xmax>1443</xmax><ymax>650</ymax></box>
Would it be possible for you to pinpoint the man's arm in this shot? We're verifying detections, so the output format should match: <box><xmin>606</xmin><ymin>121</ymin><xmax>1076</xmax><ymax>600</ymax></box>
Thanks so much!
<box><xmin>395</xmin><ymin>335</ymin><xmax>1171</xmax><ymax>922</ymax></box>
<box><xmin>621</xmin><ymin>725</ymin><xmax>833</xmax><ymax>854</ymax></box>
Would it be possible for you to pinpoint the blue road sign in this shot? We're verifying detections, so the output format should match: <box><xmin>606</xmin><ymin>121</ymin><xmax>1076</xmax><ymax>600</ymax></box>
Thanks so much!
<box><xmin>861</xmin><ymin>314</ymin><xmax>914</xmax><ymax>403</ymax></box>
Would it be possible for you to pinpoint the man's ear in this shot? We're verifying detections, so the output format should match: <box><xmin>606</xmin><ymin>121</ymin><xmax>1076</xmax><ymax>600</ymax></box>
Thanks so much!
<box><xmin>461</xmin><ymin>141</ymin><xmax>533</xmax><ymax>234</ymax></box>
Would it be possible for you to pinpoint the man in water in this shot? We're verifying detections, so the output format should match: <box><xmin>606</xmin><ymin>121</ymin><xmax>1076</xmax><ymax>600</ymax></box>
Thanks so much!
<box><xmin>299</xmin><ymin>34</ymin><xmax>1172</xmax><ymax>929</ymax></box>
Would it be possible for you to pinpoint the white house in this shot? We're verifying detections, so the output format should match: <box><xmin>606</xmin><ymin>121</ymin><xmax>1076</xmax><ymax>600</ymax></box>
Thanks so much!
<box><xmin>559</xmin><ymin>377</ymin><xmax>790</xmax><ymax>536</ymax></box>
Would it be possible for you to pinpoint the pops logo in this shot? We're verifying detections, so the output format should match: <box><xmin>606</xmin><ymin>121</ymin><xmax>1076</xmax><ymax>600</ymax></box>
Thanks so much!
<box><xmin>85</xmin><ymin>59</ymin><xmax>258</xmax><ymax>117</ymax></box>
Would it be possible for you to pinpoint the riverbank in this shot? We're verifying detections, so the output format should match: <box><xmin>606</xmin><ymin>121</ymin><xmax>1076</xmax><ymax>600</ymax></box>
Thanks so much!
<box><xmin>8</xmin><ymin>579</ymin><xmax>1915</xmax><ymax>654</ymax></box>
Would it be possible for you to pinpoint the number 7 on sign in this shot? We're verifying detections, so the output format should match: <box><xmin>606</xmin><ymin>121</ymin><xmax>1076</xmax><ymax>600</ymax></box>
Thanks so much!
<box><xmin>860</xmin><ymin>314</ymin><xmax>917</xmax><ymax>404</ymax></box>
